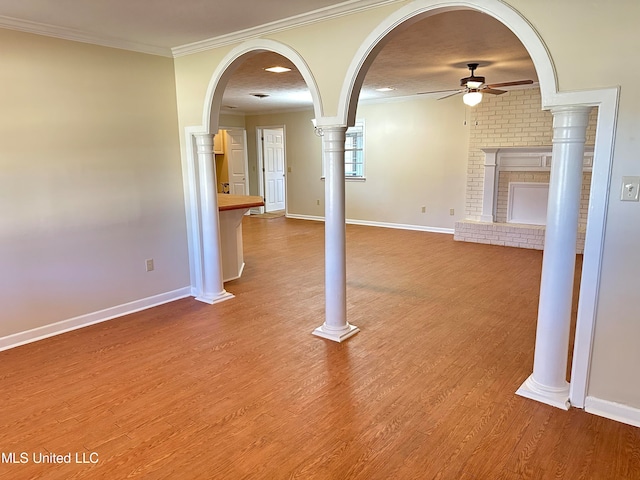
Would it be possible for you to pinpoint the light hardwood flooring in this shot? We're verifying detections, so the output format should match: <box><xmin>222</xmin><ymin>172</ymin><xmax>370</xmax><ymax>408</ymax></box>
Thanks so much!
<box><xmin>1</xmin><ymin>217</ymin><xmax>639</xmax><ymax>479</ymax></box>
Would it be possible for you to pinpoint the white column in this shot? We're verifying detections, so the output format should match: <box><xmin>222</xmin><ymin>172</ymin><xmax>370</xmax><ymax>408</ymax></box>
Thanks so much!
<box><xmin>313</xmin><ymin>126</ymin><xmax>359</xmax><ymax>342</ymax></box>
<box><xmin>480</xmin><ymin>148</ymin><xmax>499</xmax><ymax>222</ymax></box>
<box><xmin>517</xmin><ymin>105</ymin><xmax>591</xmax><ymax>409</ymax></box>
<box><xmin>194</xmin><ymin>133</ymin><xmax>234</xmax><ymax>305</ymax></box>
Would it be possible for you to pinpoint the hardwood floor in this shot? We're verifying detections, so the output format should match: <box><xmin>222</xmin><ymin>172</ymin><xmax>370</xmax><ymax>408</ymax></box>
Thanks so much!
<box><xmin>1</xmin><ymin>217</ymin><xmax>638</xmax><ymax>479</ymax></box>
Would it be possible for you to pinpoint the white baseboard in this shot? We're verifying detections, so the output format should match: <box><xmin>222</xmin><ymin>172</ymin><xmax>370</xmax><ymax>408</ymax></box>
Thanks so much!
<box><xmin>0</xmin><ymin>287</ymin><xmax>192</xmax><ymax>352</ymax></box>
<box><xmin>285</xmin><ymin>213</ymin><xmax>454</xmax><ymax>235</ymax></box>
<box><xmin>585</xmin><ymin>396</ymin><xmax>640</xmax><ymax>428</ymax></box>
<box><xmin>286</xmin><ymin>213</ymin><xmax>325</xmax><ymax>222</ymax></box>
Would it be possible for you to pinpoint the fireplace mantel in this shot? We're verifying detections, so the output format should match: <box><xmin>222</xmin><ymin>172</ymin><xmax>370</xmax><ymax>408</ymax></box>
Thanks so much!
<box><xmin>480</xmin><ymin>146</ymin><xmax>594</xmax><ymax>223</ymax></box>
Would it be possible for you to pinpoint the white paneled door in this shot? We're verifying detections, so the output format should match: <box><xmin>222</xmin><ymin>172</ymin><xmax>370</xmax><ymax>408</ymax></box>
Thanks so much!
<box><xmin>226</xmin><ymin>129</ymin><xmax>249</xmax><ymax>196</ymax></box>
<box><xmin>263</xmin><ymin>128</ymin><xmax>286</xmax><ymax>212</ymax></box>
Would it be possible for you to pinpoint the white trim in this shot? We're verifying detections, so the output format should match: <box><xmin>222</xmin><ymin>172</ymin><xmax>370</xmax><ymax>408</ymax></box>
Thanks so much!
<box><xmin>186</xmin><ymin>39</ymin><xmax>323</xmax><ymax>313</ymax></box>
<box><xmin>256</xmin><ymin>125</ymin><xmax>288</xmax><ymax>214</ymax></box>
<box><xmin>0</xmin><ymin>287</ymin><xmax>191</xmax><ymax>353</ymax></box>
<box><xmin>171</xmin><ymin>0</ymin><xmax>397</xmax><ymax>57</ymax></box>
<box><xmin>313</xmin><ymin>323</ymin><xmax>360</xmax><ymax>342</ymax></box>
<box><xmin>346</xmin><ymin>218</ymin><xmax>454</xmax><ymax>234</ymax></box>
<box><xmin>336</xmin><ymin>0</ymin><xmax>558</xmax><ymax>127</ymax></box>
<box><xmin>286</xmin><ymin>213</ymin><xmax>325</xmax><ymax>222</ymax></box>
<box><xmin>516</xmin><ymin>374</ymin><xmax>570</xmax><ymax>410</ymax></box>
<box><xmin>183</xmin><ymin>126</ymin><xmax>207</xmax><ymax>299</ymax></box>
<box><xmin>286</xmin><ymin>213</ymin><xmax>454</xmax><ymax>234</ymax></box>
<box><xmin>334</xmin><ymin>0</ymin><xmax>617</xmax><ymax>416</ymax></box>
<box><xmin>506</xmin><ymin>182</ymin><xmax>549</xmax><ymax>225</ymax></box>
<box><xmin>201</xmin><ymin>39</ymin><xmax>324</xmax><ymax>134</ymax></box>
<box><xmin>585</xmin><ymin>397</ymin><xmax>640</xmax><ymax>428</ymax></box>
<box><xmin>561</xmin><ymin>89</ymin><xmax>619</xmax><ymax>409</ymax></box>
<box><xmin>0</xmin><ymin>1</ymin><xmax>396</xmax><ymax>59</ymax></box>
<box><xmin>0</xmin><ymin>14</ymin><xmax>171</xmax><ymax>57</ymax></box>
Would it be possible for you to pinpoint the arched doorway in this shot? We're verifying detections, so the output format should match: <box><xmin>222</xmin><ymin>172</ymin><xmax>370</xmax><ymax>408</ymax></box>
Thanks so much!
<box><xmin>324</xmin><ymin>0</ymin><xmax>618</xmax><ymax>410</ymax></box>
<box><xmin>183</xmin><ymin>39</ymin><xmax>323</xmax><ymax>305</ymax></box>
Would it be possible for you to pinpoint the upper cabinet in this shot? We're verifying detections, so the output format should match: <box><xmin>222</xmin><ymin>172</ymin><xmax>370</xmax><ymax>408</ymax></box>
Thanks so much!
<box><xmin>214</xmin><ymin>130</ymin><xmax>225</xmax><ymax>155</ymax></box>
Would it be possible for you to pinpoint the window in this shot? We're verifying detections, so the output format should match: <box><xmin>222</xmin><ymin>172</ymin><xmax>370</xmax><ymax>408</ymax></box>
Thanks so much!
<box><xmin>321</xmin><ymin>120</ymin><xmax>365</xmax><ymax>180</ymax></box>
<box><xmin>344</xmin><ymin>122</ymin><xmax>365</xmax><ymax>178</ymax></box>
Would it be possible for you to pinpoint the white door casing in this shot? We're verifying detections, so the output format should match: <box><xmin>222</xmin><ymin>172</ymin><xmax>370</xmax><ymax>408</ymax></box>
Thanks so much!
<box><xmin>262</xmin><ymin>128</ymin><xmax>286</xmax><ymax>212</ymax></box>
<box><xmin>226</xmin><ymin>129</ymin><xmax>249</xmax><ymax>196</ymax></box>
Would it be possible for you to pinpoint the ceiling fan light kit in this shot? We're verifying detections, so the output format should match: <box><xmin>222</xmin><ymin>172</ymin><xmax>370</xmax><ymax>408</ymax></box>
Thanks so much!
<box><xmin>417</xmin><ymin>62</ymin><xmax>533</xmax><ymax>107</ymax></box>
<box><xmin>463</xmin><ymin>90</ymin><xmax>483</xmax><ymax>106</ymax></box>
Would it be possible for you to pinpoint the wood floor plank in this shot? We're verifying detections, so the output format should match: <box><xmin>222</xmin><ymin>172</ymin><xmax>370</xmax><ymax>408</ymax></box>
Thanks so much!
<box><xmin>1</xmin><ymin>216</ymin><xmax>639</xmax><ymax>479</ymax></box>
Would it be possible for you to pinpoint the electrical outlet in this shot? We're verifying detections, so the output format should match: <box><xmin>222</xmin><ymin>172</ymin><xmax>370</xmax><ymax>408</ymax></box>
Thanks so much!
<box><xmin>316</xmin><ymin>199</ymin><xmax>320</xmax><ymax>206</ymax></box>
<box><xmin>145</xmin><ymin>259</ymin><xmax>154</xmax><ymax>272</ymax></box>
<box><xmin>449</xmin><ymin>208</ymin><xmax>455</xmax><ymax>216</ymax></box>
<box><xmin>621</xmin><ymin>176</ymin><xmax>640</xmax><ymax>201</ymax></box>
<box><xmin>421</xmin><ymin>206</ymin><xmax>426</xmax><ymax>213</ymax></box>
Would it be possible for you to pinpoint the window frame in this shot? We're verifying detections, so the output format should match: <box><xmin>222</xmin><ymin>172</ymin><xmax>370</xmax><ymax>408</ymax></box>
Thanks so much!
<box><xmin>321</xmin><ymin>120</ymin><xmax>366</xmax><ymax>181</ymax></box>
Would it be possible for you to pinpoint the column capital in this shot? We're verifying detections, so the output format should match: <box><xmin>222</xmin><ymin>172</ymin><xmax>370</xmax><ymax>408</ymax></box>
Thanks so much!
<box><xmin>194</xmin><ymin>133</ymin><xmax>215</xmax><ymax>154</ymax></box>
<box><xmin>550</xmin><ymin>104</ymin><xmax>593</xmax><ymax>116</ymax></box>
<box><xmin>551</xmin><ymin>105</ymin><xmax>592</xmax><ymax>144</ymax></box>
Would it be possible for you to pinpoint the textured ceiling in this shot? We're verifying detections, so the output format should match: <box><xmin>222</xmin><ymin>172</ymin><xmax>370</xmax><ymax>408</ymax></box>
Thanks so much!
<box><xmin>0</xmin><ymin>2</ymin><xmax>538</xmax><ymax>114</ymax></box>
<box><xmin>222</xmin><ymin>10</ymin><xmax>538</xmax><ymax>114</ymax></box>
<box><xmin>0</xmin><ymin>0</ymin><xmax>351</xmax><ymax>51</ymax></box>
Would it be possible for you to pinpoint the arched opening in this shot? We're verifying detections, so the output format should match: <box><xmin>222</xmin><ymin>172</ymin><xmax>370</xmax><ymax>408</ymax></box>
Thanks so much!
<box><xmin>330</xmin><ymin>0</ymin><xmax>617</xmax><ymax>410</ymax></box>
<box><xmin>184</xmin><ymin>40</ymin><xmax>324</xmax><ymax>305</ymax></box>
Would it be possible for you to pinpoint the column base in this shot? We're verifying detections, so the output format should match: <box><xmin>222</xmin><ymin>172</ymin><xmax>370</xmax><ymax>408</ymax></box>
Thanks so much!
<box><xmin>516</xmin><ymin>374</ymin><xmax>570</xmax><ymax>410</ymax></box>
<box><xmin>312</xmin><ymin>323</ymin><xmax>360</xmax><ymax>343</ymax></box>
<box><xmin>195</xmin><ymin>290</ymin><xmax>235</xmax><ymax>305</ymax></box>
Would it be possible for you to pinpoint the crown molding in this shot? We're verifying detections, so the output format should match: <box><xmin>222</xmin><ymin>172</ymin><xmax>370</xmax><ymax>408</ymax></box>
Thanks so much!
<box><xmin>0</xmin><ymin>15</ymin><xmax>173</xmax><ymax>57</ymax></box>
<box><xmin>171</xmin><ymin>0</ymin><xmax>398</xmax><ymax>58</ymax></box>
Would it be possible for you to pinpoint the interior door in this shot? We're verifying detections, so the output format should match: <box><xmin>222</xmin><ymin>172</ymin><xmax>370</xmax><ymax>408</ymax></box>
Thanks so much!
<box><xmin>263</xmin><ymin>128</ymin><xmax>286</xmax><ymax>212</ymax></box>
<box><xmin>226</xmin><ymin>129</ymin><xmax>249</xmax><ymax>196</ymax></box>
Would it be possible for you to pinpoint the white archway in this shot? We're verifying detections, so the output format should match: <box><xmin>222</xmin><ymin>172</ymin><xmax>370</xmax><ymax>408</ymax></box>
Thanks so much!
<box><xmin>183</xmin><ymin>39</ymin><xmax>324</xmax><ymax>305</ymax></box>
<box><xmin>327</xmin><ymin>0</ymin><xmax>618</xmax><ymax>409</ymax></box>
<box><xmin>202</xmin><ymin>38</ymin><xmax>324</xmax><ymax>133</ymax></box>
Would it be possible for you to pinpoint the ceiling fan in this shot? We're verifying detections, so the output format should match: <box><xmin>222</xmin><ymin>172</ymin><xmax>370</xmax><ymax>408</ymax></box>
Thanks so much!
<box><xmin>418</xmin><ymin>63</ymin><xmax>534</xmax><ymax>106</ymax></box>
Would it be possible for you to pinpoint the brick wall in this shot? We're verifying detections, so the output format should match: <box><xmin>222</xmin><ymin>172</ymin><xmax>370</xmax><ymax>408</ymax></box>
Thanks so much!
<box><xmin>465</xmin><ymin>88</ymin><xmax>597</xmax><ymax>220</ymax></box>
<box><xmin>456</xmin><ymin>87</ymin><xmax>597</xmax><ymax>252</ymax></box>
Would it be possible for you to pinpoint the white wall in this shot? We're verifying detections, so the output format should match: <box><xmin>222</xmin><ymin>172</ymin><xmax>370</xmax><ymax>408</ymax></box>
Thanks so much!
<box><xmin>244</xmin><ymin>95</ymin><xmax>468</xmax><ymax>230</ymax></box>
<box><xmin>0</xmin><ymin>29</ymin><xmax>189</xmax><ymax>338</ymax></box>
<box><xmin>349</xmin><ymin>97</ymin><xmax>468</xmax><ymax>229</ymax></box>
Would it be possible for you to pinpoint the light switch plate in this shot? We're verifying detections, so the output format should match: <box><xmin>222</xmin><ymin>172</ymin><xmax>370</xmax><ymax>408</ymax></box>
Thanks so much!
<box><xmin>621</xmin><ymin>176</ymin><xmax>640</xmax><ymax>202</ymax></box>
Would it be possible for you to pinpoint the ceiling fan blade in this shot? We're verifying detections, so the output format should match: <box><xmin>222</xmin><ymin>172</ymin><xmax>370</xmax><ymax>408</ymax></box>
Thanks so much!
<box><xmin>416</xmin><ymin>88</ymin><xmax>461</xmax><ymax>96</ymax></box>
<box><xmin>486</xmin><ymin>79</ymin><xmax>534</xmax><ymax>88</ymax></box>
<box><xmin>437</xmin><ymin>90</ymin><xmax>464</xmax><ymax>100</ymax></box>
<box><xmin>483</xmin><ymin>88</ymin><xmax>507</xmax><ymax>95</ymax></box>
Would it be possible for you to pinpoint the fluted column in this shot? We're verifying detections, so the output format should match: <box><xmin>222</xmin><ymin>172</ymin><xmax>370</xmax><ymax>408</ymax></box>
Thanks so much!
<box><xmin>517</xmin><ymin>105</ymin><xmax>591</xmax><ymax>409</ymax></box>
<box><xmin>313</xmin><ymin>125</ymin><xmax>359</xmax><ymax>342</ymax></box>
<box><xmin>194</xmin><ymin>133</ymin><xmax>234</xmax><ymax>305</ymax></box>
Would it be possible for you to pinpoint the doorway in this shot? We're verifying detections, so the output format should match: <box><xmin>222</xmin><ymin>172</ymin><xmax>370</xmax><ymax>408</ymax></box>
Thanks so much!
<box><xmin>225</xmin><ymin>128</ymin><xmax>250</xmax><ymax>196</ymax></box>
<box><xmin>257</xmin><ymin>126</ymin><xmax>286</xmax><ymax>212</ymax></box>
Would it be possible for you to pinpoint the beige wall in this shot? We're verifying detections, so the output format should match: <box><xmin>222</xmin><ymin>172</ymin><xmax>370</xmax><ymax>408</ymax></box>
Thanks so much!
<box><xmin>245</xmin><ymin>110</ymin><xmax>323</xmax><ymax>215</ymax></box>
<box><xmin>171</xmin><ymin>0</ymin><xmax>640</xmax><ymax>411</ymax></box>
<box><xmin>348</xmin><ymin>97</ymin><xmax>468</xmax><ymax>228</ymax></box>
<box><xmin>243</xmin><ymin>96</ymin><xmax>468</xmax><ymax>229</ymax></box>
<box><xmin>0</xmin><ymin>29</ymin><xmax>189</xmax><ymax>337</ymax></box>
<box><xmin>2</xmin><ymin>0</ymin><xmax>638</xmax><ymax>413</ymax></box>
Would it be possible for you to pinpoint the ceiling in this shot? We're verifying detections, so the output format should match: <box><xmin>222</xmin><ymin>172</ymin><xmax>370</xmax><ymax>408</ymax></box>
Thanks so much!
<box><xmin>0</xmin><ymin>1</ymin><xmax>538</xmax><ymax>114</ymax></box>
<box><xmin>0</xmin><ymin>0</ymin><xmax>353</xmax><ymax>53</ymax></box>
